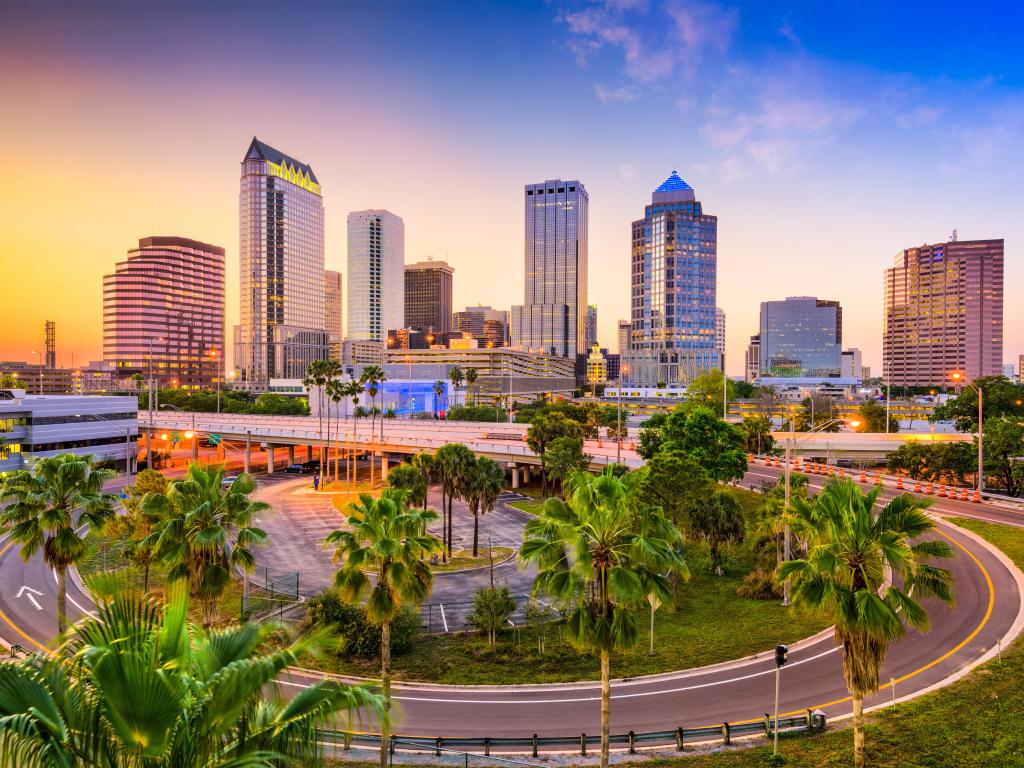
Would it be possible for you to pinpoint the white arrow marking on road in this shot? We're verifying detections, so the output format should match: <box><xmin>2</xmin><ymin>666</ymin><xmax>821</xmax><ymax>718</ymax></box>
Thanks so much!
<box><xmin>16</xmin><ymin>585</ymin><xmax>43</xmax><ymax>610</ymax></box>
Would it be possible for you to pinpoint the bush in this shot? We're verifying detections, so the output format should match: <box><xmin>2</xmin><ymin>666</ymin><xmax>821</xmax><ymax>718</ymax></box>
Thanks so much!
<box><xmin>466</xmin><ymin>585</ymin><xmax>517</xmax><ymax>645</ymax></box>
<box><xmin>736</xmin><ymin>567</ymin><xmax>782</xmax><ymax>600</ymax></box>
<box><xmin>446</xmin><ymin>405</ymin><xmax>507</xmax><ymax>422</ymax></box>
<box><xmin>306</xmin><ymin>590</ymin><xmax>420</xmax><ymax>657</ymax></box>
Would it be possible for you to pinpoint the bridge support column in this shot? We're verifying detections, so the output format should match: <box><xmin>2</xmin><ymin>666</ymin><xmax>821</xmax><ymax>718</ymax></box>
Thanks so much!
<box><xmin>267</xmin><ymin>446</ymin><xmax>275</xmax><ymax>474</ymax></box>
<box><xmin>307</xmin><ymin>445</ymin><xmax>314</xmax><ymax>461</ymax></box>
<box><xmin>381</xmin><ymin>455</ymin><xmax>389</xmax><ymax>481</ymax></box>
<box><xmin>523</xmin><ymin>466</ymin><xmax>531</xmax><ymax>484</ymax></box>
<box><xmin>510</xmin><ymin>464</ymin><xmax>520</xmax><ymax>489</ymax></box>
<box><xmin>288</xmin><ymin>445</ymin><xmax>295</xmax><ymax>464</ymax></box>
<box><xmin>244</xmin><ymin>431</ymin><xmax>252</xmax><ymax>474</ymax></box>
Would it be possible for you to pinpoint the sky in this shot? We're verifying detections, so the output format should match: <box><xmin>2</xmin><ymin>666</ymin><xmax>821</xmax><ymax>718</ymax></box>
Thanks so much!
<box><xmin>1</xmin><ymin>0</ymin><xmax>1022</xmax><ymax>376</ymax></box>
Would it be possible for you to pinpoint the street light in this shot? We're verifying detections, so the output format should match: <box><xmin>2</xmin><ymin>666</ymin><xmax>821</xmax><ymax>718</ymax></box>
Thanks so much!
<box><xmin>616</xmin><ymin>363</ymin><xmax>630</xmax><ymax>464</ymax></box>
<box><xmin>950</xmin><ymin>371</ymin><xmax>984</xmax><ymax>494</ymax></box>
<box><xmin>782</xmin><ymin>416</ymin><xmax>861</xmax><ymax>606</ymax></box>
<box><xmin>208</xmin><ymin>349</ymin><xmax>222</xmax><ymax>413</ymax></box>
<box><xmin>161</xmin><ymin>404</ymin><xmax>198</xmax><ymax>462</ymax></box>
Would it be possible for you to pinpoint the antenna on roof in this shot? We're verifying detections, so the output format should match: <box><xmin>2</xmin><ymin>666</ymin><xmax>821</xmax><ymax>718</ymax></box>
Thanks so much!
<box><xmin>951</xmin><ymin>227</ymin><xmax>958</xmax><ymax>242</ymax></box>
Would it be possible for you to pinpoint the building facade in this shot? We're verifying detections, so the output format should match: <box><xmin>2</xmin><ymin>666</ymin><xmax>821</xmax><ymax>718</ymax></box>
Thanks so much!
<box><xmin>104</xmin><ymin>236</ymin><xmax>225</xmax><ymax>389</ymax></box>
<box><xmin>883</xmin><ymin>238</ymin><xmax>1004</xmax><ymax>387</ymax></box>
<box><xmin>585</xmin><ymin>305</ymin><xmax>598</xmax><ymax>349</ymax></box>
<box><xmin>842</xmin><ymin>348</ymin><xmax>863</xmax><ymax>381</ymax></box>
<box><xmin>325</xmin><ymin>270</ymin><xmax>343</xmax><ymax>360</ymax></box>
<box><xmin>622</xmin><ymin>171</ymin><xmax>718</xmax><ymax>385</ymax></box>
<box><xmin>511</xmin><ymin>179</ymin><xmax>588</xmax><ymax>358</ymax></box>
<box><xmin>758</xmin><ymin>296</ymin><xmax>843</xmax><ymax>379</ymax></box>
<box><xmin>0</xmin><ymin>389</ymin><xmax>137</xmax><ymax>473</ymax></box>
<box><xmin>715</xmin><ymin>307</ymin><xmax>726</xmax><ymax>366</ymax></box>
<box><xmin>236</xmin><ymin>138</ymin><xmax>328</xmax><ymax>390</ymax></box>
<box><xmin>744</xmin><ymin>334</ymin><xmax>760</xmax><ymax>383</ymax></box>
<box><xmin>585</xmin><ymin>344</ymin><xmax>607</xmax><ymax>387</ymax></box>
<box><xmin>452</xmin><ymin>305</ymin><xmax>509</xmax><ymax>347</ymax></box>
<box><xmin>404</xmin><ymin>258</ymin><xmax>453</xmax><ymax>334</ymax></box>
<box><xmin>618</xmin><ymin>320</ymin><xmax>631</xmax><ymax>354</ymax></box>
<box><xmin>347</xmin><ymin>209</ymin><xmax>404</xmax><ymax>342</ymax></box>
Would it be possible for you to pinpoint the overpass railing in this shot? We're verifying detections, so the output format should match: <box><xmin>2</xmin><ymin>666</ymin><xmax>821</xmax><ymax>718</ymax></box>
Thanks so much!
<box><xmin>318</xmin><ymin>711</ymin><xmax>826</xmax><ymax>759</ymax></box>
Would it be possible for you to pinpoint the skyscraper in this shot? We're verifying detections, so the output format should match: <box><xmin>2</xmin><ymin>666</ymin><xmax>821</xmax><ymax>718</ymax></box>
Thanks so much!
<box><xmin>759</xmin><ymin>296</ymin><xmax>843</xmax><ymax>379</ymax></box>
<box><xmin>884</xmin><ymin>238</ymin><xmax>1004</xmax><ymax>387</ymax></box>
<box><xmin>453</xmin><ymin>305</ymin><xmax>509</xmax><ymax>347</ymax></box>
<box><xmin>325</xmin><ymin>270</ymin><xmax>343</xmax><ymax>360</ymax></box>
<box><xmin>236</xmin><ymin>137</ymin><xmax>327</xmax><ymax>389</ymax></box>
<box><xmin>511</xmin><ymin>179</ymin><xmax>588</xmax><ymax>358</ymax></box>
<box><xmin>715</xmin><ymin>307</ymin><xmax>726</xmax><ymax>367</ymax></box>
<box><xmin>617</xmin><ymin>320</ymin><xmax>631</xmax><ymax>354</ymax></box>
<box><xmin>347</xmin><ymin>209</ymin><xmax>404</xmax><ymax>341</ymax></box>
<box><xmin>622</xmin><ymin>171</ymin><xmax>717</xmax><ymax>385</ymax></box>
<box><xmin>744</xmin><ymin>334</ymin><xmax>760</xmax><ymax>383</ymax></box>
<box><xmin>585</xmin><ymin>304</ymin><xmax>598</xmax><ymax>349</ymax></box>
<box><xmin>45</xmin><ymin>321</ymin><xmax>56</xmax><ymax>369</ymax></box>
<box><xmin>104</xmin><ymin>236</ymin><xmax>225</xmax><ymax>388</ymax></box>
<box><xmin>404</xmin><ymin>258</ymin><xmax>453</xmax><ymax>334</ymax></box>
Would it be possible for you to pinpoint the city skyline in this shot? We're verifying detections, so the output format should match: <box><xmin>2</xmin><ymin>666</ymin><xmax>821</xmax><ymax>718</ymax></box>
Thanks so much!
<box><xmin>3</xmin><ymin>2</ymin><xmax>1023</xmax><ymax>374</ymax></box>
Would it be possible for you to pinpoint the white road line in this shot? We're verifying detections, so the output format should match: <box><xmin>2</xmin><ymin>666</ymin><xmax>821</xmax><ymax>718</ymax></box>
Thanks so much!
<box><xmin>440</xmin><ymin>603</ymin><xmax>448</xmax><ymax>633</ymax></box>
<box><xmin>53</xmin><ymin>568</ymin><xmax>97</xmax><ymax>619</ymax></box>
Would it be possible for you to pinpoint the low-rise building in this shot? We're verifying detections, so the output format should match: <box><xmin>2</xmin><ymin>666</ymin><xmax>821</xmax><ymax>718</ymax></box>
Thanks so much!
<box><xmin>0</xmin><ymin>389</ymin><xmax>138</xmax><ymax>474</ymax></box>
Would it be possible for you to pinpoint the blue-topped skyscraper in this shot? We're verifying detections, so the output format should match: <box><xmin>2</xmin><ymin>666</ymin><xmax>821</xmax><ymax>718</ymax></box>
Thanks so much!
<box><xmin>235</xmin><ymin>137</ymin><xmax>328</xmax><ymax>390</ymax></box>
<box><xmin>622</xmin><ymin>171</ymin><xmax>718</xmax><ymax>385</ymax></box>
<box><xmin>511</xmin><ymin>179</ymin><xmax>588</xmax><ymax>358</ymax></box>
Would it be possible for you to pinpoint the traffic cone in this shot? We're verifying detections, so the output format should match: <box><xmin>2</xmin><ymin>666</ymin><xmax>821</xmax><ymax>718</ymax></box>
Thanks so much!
<box><xmin>959</xmin><ymin>488</ymin><xmax>969</xmax><ymax>501</ymax></box>
<box><xmin>914</xmin><ymin>480</ymin><xmax>922</xmax><ymax>493</ymax></box>
<box><xmin>896</xmin><ymin>476</ymin><xmax>904</xmax><ymax>489</ymax></box>
<box><xmin>838</xmin><ymin>467</ymin><xmax>846</xmax><ymax>478</ymax></box>
<box><xmin>937</xmin><ymin>484</ymin><xmax>946</xmax><ymax>497</ymax></box>
<box><xmin>972</xmin><ymin>490</ymin><xmax>982</xmax><ymax>503</ymax></box>
<box><xmin>875</xmin><ymin>473</ymin><xmax>883</xmax><ymax>485</ymax></box>
<box><xmin>859</xmin><ymin>471</ymin><xmax>868</xmax><ymax>483</ymax></box>
<box><xmin>925</xmin><ymin>482</ymin><xmax>933</xmax><ymax>494</ymax></box>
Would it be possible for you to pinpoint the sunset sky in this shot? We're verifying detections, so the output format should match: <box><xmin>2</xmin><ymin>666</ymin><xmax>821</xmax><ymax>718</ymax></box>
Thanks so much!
<box><xmin>2</xmin><ymin>1</ymin><xmax>1022</xmax><ymax>376</ymax></box>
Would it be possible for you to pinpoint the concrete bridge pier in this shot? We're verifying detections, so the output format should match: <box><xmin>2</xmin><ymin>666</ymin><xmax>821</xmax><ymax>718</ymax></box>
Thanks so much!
<box><xmin>510</xmin><ymin>463</ymin><xmax>520</xmax><ymax>489</ymax></box>
<box><xmin>267</xmin><ymin>446</ymin><xmax>276</xmax><ymax>474</ymax></box>
<box><xmin>244</xmin><ymin>432</ymin><xmax>252</xmax><ymax>474</ymax></box>
<box><xmin>381</xmin><ymin>454</ymin><xmax>389</xmax><ymax>481</ymax></box>
<box><xmin>287</xmin><ymin>445</ymin><xmax>295</xmax><ymax>464</ymax></box>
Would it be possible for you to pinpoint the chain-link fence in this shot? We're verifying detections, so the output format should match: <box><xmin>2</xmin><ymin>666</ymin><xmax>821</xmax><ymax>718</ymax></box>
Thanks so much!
<box><xmin>243</xmin><ymin>565</ymin><xmax>302</xmax><ymax>622</ymax></box>
<box><xmin>417</xmin><ymin>595</ymin><xmax>560</xmax><ymax>634</ymax></box>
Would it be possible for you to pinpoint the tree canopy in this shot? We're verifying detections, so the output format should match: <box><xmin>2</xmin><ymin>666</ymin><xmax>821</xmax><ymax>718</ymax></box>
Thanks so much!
<box><xmin>637</xmin><ymin>405</ymin><xmax>747</xmax><ymax>481</ymax></box>
<box><xmin>932</xmin><ymin>376</ymin><xmax>1024</xmax><ymax>432</ymax></box>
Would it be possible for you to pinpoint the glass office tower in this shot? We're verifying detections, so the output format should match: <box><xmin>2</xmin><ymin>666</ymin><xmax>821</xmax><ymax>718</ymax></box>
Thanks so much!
<box><xmin>236</xmin><ymin>137</ymin><xmax>328</xmax><ymax>389</ymax></box>
<box><xmin>404</xmin><ymin>258</ymin><xmax>453</xmax><ymax>334</ymax></box>
<box><xmin>511</xmin><ymin>179</ymin><xmax>588</xmax><ymax>358</ymax></box>
<box><xmin>758</xmin><ymin>296</ymin><xmax>843</xmax><ymax>378</ymax></box>
<box><xmin>347</xmin><ymin>209</ymin><xmax>405</xmax><ymax>341</ymax></box>
<box><xmin>622</xmin><ymin>171</ymin><xmax>718</xmax><ymax>385</ymax></box>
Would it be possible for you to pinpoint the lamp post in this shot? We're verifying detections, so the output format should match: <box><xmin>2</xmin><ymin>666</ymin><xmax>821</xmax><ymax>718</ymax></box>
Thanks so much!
<box><xmin>616</xmin><ymin>363</ymin><xmax>630</xmax><ymax>465</ymax></box>
<box><xmin>950</xmin><ymin>371</ymin><xmax>984</xmax><ymax>494</ymax></box>
<box><xmin>782</xmin><ymin>416</ymin><xmax>861</xmax><ymax>606</ymax></box>
<box><xmin>147</xmin><ymin>336</ymin><xmax>164</xmax><ymax>465</ymax></box>
<box><xmin>208</xmin><ymin>349</ymin><xmax>221</xmax><ymax>413</ymax></box>
<box><xmin>161</xmin><ymin>404</ymin><xmax>198</xmax><ymax>463</ymax></box>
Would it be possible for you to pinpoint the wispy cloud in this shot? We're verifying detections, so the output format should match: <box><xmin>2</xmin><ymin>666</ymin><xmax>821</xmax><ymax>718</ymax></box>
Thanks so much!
<box><xmin>594</xmin><ymin>82</ymin><xmax>641</xmax><ymax>103</ymax></box>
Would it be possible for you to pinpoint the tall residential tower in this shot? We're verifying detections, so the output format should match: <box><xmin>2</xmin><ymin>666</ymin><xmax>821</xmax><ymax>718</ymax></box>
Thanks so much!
<box><xmin>235</xmin><ymin>137</ymin><xmax>327</xmax><ymax>389</ymax></box>
<box><xmin>622</xmin><ymin>171</ymin><xmax>717</xmax><ymax>385</ymax></box>
<box><xmin>404</xmin><ymin>258</ymin><xmax>453</xmax><ymax>334</ymax></box>
<box><xmin>347</xmin><ymin>209</ymin><xmax>404</xmax><ymax>341</ymax></box>
<box><xmin>511</xmin><ymin>179</ymin><xmax>588</xmax><ymax>358</ymax></box>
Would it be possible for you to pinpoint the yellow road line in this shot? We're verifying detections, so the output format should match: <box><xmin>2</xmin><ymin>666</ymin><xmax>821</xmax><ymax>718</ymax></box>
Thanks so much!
<box><xmin>0</xmin><ymin>541</ymin><xmax>52</xmax><ymax>654</ymax></box>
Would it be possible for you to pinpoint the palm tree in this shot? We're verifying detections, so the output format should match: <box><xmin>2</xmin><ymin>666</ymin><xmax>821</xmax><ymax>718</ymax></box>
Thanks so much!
<box><xmin>411</xmin><ymin>451</ymin><xmax>436</xmax><ymax>510</ymax></box>
<box><xmin>326</xmin><ymin>489</ymin><xmax>441</xmax><ymax>768</ymax></box>
<box><xmin>463</xmin><ymin>456</ymin><xmax>506</xmax><ymax>556</ymax></box>
<box><xmin>779</xmin><ymin>477</ymin><xmax>955</xmax><ymax>768</ymax></box>
<box><xmin>465</xmin><ymin>367</ymin><xmax>478</xmax><ymax>406</ymax></box>
<box><xmin>520</xmin><ymin>470</ymin><xmax>687</xmax><ymax>768</ymax></box>
<box><xmin>0</xmin><ymin>454</ymin><xmax>118</xmax><ymax>639</ymax></box>
<box><xmin>434</xmin><ymin>442</ymin><xmax>475</xmax><ymax>560</ymax></box>
<box><xmin>304</xmin><ymin>359</ymin><xmax>332</xmax><ymax>486</ymax></box>
<box><xmin>432</xmin><ymin>379</ymin><xmax>446</xmax><ymax>418</ymax></box>
<box><xmin>0</xmin><ymin>582</ymin><xmax>384</xmax><ymax>767</ymax></box>
<box><xmin>143</xmin><ymin>464</ymin><xmax>269</xmax><ymax>625</ymax></box>
<box><xmin>346</xmin><ymin>377</ymin><xmax>365</xmax><ymax>489</ymax></box>
<box><xmin>325</xmin><ymin>370</ymin><xmax>347</xmax><ymax>484</ymax></box>
<box><xmin>362</xmin><ymin>365</ymin><xmax>386</xmax><ymax>486</ymax></box>
<box><xmin>449</xmin><ymin>365</ymin><xmax>464</xmax><ymax>408</ymax></box>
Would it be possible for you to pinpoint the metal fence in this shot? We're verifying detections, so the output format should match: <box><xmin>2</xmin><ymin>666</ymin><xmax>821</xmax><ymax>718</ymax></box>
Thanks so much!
<box><xmin>318</xmin><ymin>711</ymin><xmax>826</xmax><ymax>760</ymax></box>
<box><xmin>243</xmin><ymin>565</ymin><xmax>303</xmax><ymax>622</ymax></box>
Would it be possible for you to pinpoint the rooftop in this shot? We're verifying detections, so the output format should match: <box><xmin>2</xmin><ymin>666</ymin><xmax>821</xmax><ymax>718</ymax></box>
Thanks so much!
<box><xmin>243</xmin><ymin>137</ymin><xmax>319</xmax><ymax>184</ymax></box>
<box><xmin>652</xmin><ymin>170</ymin><xmax>696</xmax><ymax>203</ymax></box>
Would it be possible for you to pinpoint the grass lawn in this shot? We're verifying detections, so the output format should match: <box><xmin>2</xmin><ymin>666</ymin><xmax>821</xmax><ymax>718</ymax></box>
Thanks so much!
<box><xmin>298</xmin><ymin>541</ymin><xmax>828</xmax><ymax>685</ymax></box>
<box><xmin>583</xmin><ymin>515</ymin><xmax>1024</xmax><ymax>768</ymax></box>
<box><xmin>431</xmin><ymin>547</ymin><xmax>515</xmax><ymax>573</ymax></box>
<box><xmin>507</xmin><ymin>498</ymin><xmax>545</xmax><ymax>516</ymax></box>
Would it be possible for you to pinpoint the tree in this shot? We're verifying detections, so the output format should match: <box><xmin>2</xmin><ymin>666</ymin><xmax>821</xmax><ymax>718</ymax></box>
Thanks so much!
<box><xmin>467</xmin><ymin>585</ymin><xmax>517</xmax><ymax>645</ymax></box>
<box><xmin>542</xmin><ymin>436</ymin><xmax>591</xmax><ymax>497</ymax></box>
<box><xmin>411</xmin><ymin>451</ymin><xmax>436</xmax><ymax>509</ymax></box>
<box><xmin>738</xmin><ymin>415</ymin><xmax>775</xmax><ymax>454</ymax></box>
<box><xmin>688</xmin><ymin>491</ymin><xmax>745</xmax><ymax>575</ymax></box>
<box><xmin>886</xmin><ymin>442</ymin><xmax>975</xmax><ymax>486</ymax></box>
<box><xmin>525</xmin><ymin>411</ymin><xmax>584</xmax><ymax>496</ymax></box>
<box><xmin>434</xmin><ymin>442</ymin><xmax>475</xmax><ymax>559</ymax></box>
<box><xmin>463</xmin><ymin>456</ymin><xmax>506</xmax><ymax>556</ymax></box>
<box><xmin>386</xmin><ymin>463</ymin><xmax>428</xmax><ymax>508</ymax></box>
<box><xmin>636</xmin><ymin>413</ymin><xmax>669</xmax><ymax>459</ymax></box>
<box><xmin>520</xmin><ymin>470</ymin><xmax>687</xmax><ymax>768</ymax></box>
<box><xmin>0</xmin><ymin>454</ymin><xmax>117</xmax><ymax>638</ymax></box>
<box><xmin>362</xmin><ymin>365</ymin><xmax>386</xmax><ymax>486</ymax></box>
<box><xmin>143</xmin><ymin>465</ymin><xmax>268</xmax><ymax>625</ymax></box>
<box><xmin>0</xmin><ymin>582</ymin><xmax>384</xmax><ymax>767</ymax></box>
<box><xmin>981</xmin><ymin>416</ymin><xmax>1024</xmax><ymax>496</ymax></box>
<box><xmin>326</xmin><ymin>489</ymin><xmax>440</xmax><ymax>768</ymax></box>
<box><xmin>432</xmin><ymin>379</ymin><xmax>446</xmax><ymax>417</ymax></box>
<box><xmin>932</xmin><ymin>375</ymin><xmax>1024</xmax><ymax>432</ymax></box>
<box><xmin>793</xmin><ymin>395</ymin><xmax>840</xmax><ymax>432</ymax></box>
<box><xmin>465</xmin><ymin>367</ymin><xmax>478</xmax><ymax>405</ymax></box>
<box><xmin>686</xmin><ymin>368</ymin><xmax>733</xmax><ymax>415</ymax></box>
<box><xmin>345</xmin><ymin>378</ymin><xmax>365</xmax><ymax>487</ymax></box>
<box><xmin>304</xmin><ymin>360</ymin><xmax>332</xmax><ymax>485</ymax></box>
<box><xmin>856</xmin><ymin>399</ymin><xmax>899</xmax><ymax>433</ymax></box>
<box><xmin>449</xmin><ymin>365</ymin><xmax>465</xmax><ymax>408</ymax></box>
<box><xmin>779</xmin><ymin>478</ymin><xmax>955</xmax><ymax>768</ymax></box>
<box><xmin>635</xmin><ymin>450</ymin><xmax>714</xmax><ymax>526</ymax></box>
<box><xmin>656</xmin><ymin>406</ymin><xmax>747</xmax><ymax>482</ymax></box>
<box><xmin>113</xmin><ymin>468</ymin><xmax>169</xmax><ymax>593</ymax></box>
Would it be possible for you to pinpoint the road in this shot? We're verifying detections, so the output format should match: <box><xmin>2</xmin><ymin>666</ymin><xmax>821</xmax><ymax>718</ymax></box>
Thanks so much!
<box><xmin>0</xmin><ymin>462</ymin><xmax>1020</xmax><ymax>749</ymax></box>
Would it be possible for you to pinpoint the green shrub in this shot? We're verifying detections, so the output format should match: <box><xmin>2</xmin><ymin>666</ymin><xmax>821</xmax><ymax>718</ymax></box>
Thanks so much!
<box><xmin>307</xmin><ymin>590</ymin><xmax>420</xmax><ymax>657</ymax></box>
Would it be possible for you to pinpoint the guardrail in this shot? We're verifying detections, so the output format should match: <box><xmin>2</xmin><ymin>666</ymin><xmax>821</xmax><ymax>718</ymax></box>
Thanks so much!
<box><xmin>319</xmin><ymin>711</ymin><xmax>826</xmax><ymax>759</ymax></box>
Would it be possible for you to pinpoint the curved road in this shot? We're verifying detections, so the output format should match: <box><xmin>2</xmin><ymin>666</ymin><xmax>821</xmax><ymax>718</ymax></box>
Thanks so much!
<box><xmin>0</xmin><ymin>466</ymin><xmax>1021</xmax><ymax>750</ymax></box>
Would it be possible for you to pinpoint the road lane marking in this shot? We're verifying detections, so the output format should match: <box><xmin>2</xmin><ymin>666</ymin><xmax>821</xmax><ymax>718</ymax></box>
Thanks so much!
<box><xmin>16</xmin><ymin>586</ymin><xmax>42</xmax><ymax>610</ymax></box>
<box><xmin>0</xmin><ymin>541</ymin><xmax>51</xmax><ymax>653</ymax></box>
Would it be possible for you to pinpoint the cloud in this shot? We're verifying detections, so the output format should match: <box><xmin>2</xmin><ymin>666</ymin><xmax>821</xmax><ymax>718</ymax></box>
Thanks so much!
<box><xmin>561</xmin><ymin>0</ymin><xmax>737</xmax><ymax>85</ymax></box>
<box><xmin>594</xmin><ymin>82</ymin><xmax>641</xmax><ymax>103</ymax></box>
<box><xmin>778</xmin><ymin>19</ymin><xmax>801</xmax><ymax>47</ymax></box>
<box><xmin>896</xmin><ymin>105</ymin><xmax>944</xmax><ymax>129</ymax></box>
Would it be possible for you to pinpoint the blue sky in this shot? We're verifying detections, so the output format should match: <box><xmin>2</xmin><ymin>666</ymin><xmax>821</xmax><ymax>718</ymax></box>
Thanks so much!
<box><xmin>3</xmin><ymin>0</ymin><xmax>1022</xmax><ymax>372</ymax></box>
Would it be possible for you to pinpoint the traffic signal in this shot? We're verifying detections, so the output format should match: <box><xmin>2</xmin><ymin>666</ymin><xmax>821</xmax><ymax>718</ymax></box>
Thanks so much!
<box><xmin>775</xmin><ymin>644</ymin><xmax>789</xmax><ymax>668</ymax></box>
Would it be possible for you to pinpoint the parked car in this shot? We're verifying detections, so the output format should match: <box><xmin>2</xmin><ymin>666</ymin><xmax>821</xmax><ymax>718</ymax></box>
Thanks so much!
<box><xmin>285</xmin><ymin>460</ymin><xmax>321</xmax><ymax>474</ymax></box>
<box><xmin>221</xmin><ymin>475</ymin><xmax>240</xmax><ymax>487</ymax></box>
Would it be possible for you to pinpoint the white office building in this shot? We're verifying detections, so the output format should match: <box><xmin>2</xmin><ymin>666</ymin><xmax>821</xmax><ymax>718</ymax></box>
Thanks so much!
<box><xmin>347</xmin><ymin>209</ymin><xmax>404</xmax><ymax>342</ymax></box>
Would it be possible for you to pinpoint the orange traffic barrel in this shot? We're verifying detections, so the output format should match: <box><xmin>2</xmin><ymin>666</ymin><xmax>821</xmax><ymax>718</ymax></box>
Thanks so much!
<box><xmin>896</xmin><ymin>476</ymin><xmax>904</xmax><ymax>489</ymax></box>
<box><xmin>859</xmin><ymin>471</ymin><xmax>868</xmax><ymax>483</ymax></box>
<box><xmin>972</xmin><ymin>490</ymin><xmax>982</xmax><ymax>503</ymax></box>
